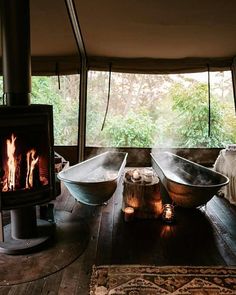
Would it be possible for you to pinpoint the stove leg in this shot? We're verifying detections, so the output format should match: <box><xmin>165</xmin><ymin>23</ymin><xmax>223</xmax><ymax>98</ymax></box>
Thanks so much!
<box><xmin>0</xmin><ymin>205</ymin><xmax>54</xmax><ymax>255</ymax></box>
<box><xmin>11</xmin><ymin>206</ymin><xmax>37</xmax><ymax>239</ymax></box>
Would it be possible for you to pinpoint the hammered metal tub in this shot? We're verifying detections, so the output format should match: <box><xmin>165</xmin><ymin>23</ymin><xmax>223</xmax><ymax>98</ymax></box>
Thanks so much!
<box><xmin>151</xmin><ymin>152</ymin><xmax>229</xmax><ymax>208</ymax></box>
<box><xmin>58</xmin><ymin>151</ymin><xmax>127</xmax><ymax>206</ymax></box>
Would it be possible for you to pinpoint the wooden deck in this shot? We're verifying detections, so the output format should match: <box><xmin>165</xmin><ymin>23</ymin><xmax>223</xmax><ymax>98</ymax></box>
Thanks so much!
<box><xmin>1</xmin><ymin>178</ymin><xmax>236</xmax><ymax>294</ymax></box>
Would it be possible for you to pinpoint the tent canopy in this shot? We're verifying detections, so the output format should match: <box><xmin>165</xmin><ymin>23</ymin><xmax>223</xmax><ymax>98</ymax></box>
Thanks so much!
<box><xmin>1</xmin><ymin>0</ymin><xmax>236</xmax><ymax>74</ymax></box>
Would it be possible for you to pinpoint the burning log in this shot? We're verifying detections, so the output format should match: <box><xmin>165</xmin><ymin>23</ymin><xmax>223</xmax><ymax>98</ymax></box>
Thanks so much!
<box><xmin>122</xmin><ymin>168</ymin><xmax>162</xmax><ymax>219</ymax></box>
<box><xmin>26</xmin><ymin>149</ymin><xmax>39</xmax><ymax>189</ymax></box>
<box><xmin>5</xmin><ymin>134</ymin><xmax>17</xmax><ymax>191</ymax></box>
<box><xmin>1</xmin><ymin>133</ymin><xmax>47</xmax><ymax>192</ymax></box>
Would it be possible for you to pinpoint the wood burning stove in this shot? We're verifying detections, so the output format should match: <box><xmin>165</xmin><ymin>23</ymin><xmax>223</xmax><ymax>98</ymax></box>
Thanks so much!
<box><xmin>0</xmin><ymin>105</ymin><xmax>55</xmax><ymax>209</ymax></box>
<box><xmin>0</xmin><ymin>0</ymin><xmax>56</xmax><ymax>254</ymax></box>
<box><xmin>0</xmin><ymin>105</ymin><xmax>55</xmax><ymax>254</ymax></box>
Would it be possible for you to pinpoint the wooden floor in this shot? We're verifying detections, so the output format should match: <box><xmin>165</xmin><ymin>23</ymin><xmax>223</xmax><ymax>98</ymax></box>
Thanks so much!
<box><xmin>1</xmin><ymin>178</ymin><xmax>236</xmax><ymax>294</ymax></box>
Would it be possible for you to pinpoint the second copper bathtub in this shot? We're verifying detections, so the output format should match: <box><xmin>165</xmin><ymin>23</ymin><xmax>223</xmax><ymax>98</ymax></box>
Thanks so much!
<box><xmin>151</xmin><ymin>152</ymin><xmax>229</xmax><ymax>208</ymax></box>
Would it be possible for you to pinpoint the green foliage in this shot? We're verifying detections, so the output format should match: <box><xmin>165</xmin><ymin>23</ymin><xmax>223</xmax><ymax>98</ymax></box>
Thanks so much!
<box><xmin>170</xmin><ymin>82</ymin><xmax>229</xmax><ymax>147</ymax></box>
<box><xmin>103</xmin><ymin>110</ymin><xmax>156</xmax><ymax>147</ymax></box>
<box><xmin>86</xmin><ymin>74</ymin><xmax>108</xmax><ymax>145</ymax></box>
<box><xmin>31</xmin><ymin>76</ymin><xmax>79</xmax><ymax>145</ymax></box>
<box><xmin>221</xmin><ymin>104</ymin><xmax>236</xmax><ymax>143</ymax></box>
<box><xmin>86</xmin><ymin>71</ymin><xmax>236</xmax><ymax>148</ymax></box>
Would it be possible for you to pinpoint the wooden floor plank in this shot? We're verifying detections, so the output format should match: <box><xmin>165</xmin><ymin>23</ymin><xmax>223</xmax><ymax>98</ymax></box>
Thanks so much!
<box><xmin>22</xmin><ymin>280</ymin><xmax>45</xmax><ymax>295</ymax></box>
<box><xmin>0</xmin><ymin>287</ymin><xmax>11</xmax><ymax>295</ymax></box>
<box><xmin>6</xmin><ymin>283</ymin><xmax>33</xmax><ymax>295</ymax></box>
<box><xmin>57</xmin><ymin>264</ymin><xmax>79</xmax><ymax>295</ymax></box>
<box><xmin>58</xmin><ymin>204</ymin><xmax>103</xmax><ymax>295</ymax></box>
<box><xmin>41</xmin><ymin>272</ymin><xmax>63</xmax><ymax>295</ymax></box>
<box><xmin>203</xmin><ymin>198</ymin><xmax>236</xmax><ymax>265</ymax></box>
<box><xmin>95</xmin><ymin>193</ymin><xmax>115</xmax><ymax>265</ymax></box>
<box><xmin>211</xmin><ymin>197</ymin><xmax>236</xmax><ymax>237</ymax></box>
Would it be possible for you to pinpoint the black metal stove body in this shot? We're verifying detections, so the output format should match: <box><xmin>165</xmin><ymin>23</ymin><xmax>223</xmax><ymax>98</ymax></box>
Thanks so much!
<box><xmin>0</xmin><ymin>105</ymin><xmax>55</xmax><ymax>210</ymax></box>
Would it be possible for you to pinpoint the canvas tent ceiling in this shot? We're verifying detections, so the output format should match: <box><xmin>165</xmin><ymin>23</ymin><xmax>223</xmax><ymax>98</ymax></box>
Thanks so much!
<box><xmin>1</xmin><ymin>0</ymin><xmax>236</xmax><ymax>74</ymax></box>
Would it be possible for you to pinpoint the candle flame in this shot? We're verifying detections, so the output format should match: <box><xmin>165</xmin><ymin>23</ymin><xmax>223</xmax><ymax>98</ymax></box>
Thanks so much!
<box><xmin>124</xmin><ymin>207</ymin><xmax>134</xmax><ymax>214</ymax></box>
<box><xmin>162</xmin><ymin>204</ymin><xmax>174</xmax><ymax>221</ymax></box>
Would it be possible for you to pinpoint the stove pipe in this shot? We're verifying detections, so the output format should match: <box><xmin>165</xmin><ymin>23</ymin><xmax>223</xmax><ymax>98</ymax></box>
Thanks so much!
<box><xmin>1</xmin><ymin>0</ymin><xmax>31</xmax><ymax>106</ymax></box>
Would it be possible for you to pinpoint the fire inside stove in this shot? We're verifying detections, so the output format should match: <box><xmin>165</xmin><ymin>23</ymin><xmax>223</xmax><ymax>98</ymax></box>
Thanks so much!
<box><xmin>1</xmin><ymin>133</ymin><xmax>49</xmax><ymax>193</ymax></box>
<box><xmin>0</xmin><ymin>105</ymin><xmax>54</xmax><ymax>210</ymax></box>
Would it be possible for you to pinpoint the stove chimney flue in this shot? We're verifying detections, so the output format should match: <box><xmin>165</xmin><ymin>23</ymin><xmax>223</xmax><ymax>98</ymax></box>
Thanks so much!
<box><xmin>1</xmin><ymin>0</ymin><xmax>31</xmax><ymax>106</ymax></box>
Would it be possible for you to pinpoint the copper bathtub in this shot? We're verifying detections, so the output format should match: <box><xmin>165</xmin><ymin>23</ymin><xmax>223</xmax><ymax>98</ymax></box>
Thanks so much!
<box><xmin>58</xmin><ymin>151</ymin><xmax>127</xmax><ymax>206</ymax></box>
<box><xmin>151</xmin><ymin>152</ymin><xmax>229</xmax><ymax>208</ymax></box>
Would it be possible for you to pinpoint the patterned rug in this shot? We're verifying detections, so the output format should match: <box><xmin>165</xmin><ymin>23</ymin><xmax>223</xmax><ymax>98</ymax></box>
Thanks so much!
<box><xmin>90</xmin><ymin>265</ymin><xmax>236</xmax><ymax>295</ymax></box>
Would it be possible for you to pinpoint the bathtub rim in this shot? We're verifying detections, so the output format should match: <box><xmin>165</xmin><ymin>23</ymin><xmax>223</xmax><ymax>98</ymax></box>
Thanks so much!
<box><xmin>57</xmin><ymin>151</ymin><xmax>128</xmax><ymax>185</ymax></box>
<box><xmin>151</xmin><ymin>151</ymin><xmax>229</xmax><ymax>189</ymax></box>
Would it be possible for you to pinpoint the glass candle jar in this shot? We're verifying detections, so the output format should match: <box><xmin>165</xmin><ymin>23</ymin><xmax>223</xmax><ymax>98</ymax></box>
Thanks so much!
<box><xmin>162</xmin><ymin>204</ymin><xmax>175</xmax><ymax>223</ymax></box>
<box><xmin>124</xmin><ymin>206</ymin><xmax>135</xmax><ymax>222</ymax></box>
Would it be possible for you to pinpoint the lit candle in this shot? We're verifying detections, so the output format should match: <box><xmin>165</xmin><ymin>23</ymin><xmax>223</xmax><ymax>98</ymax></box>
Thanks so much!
<box><xmin>165</xmin><ymin>210</ymin><xmax>172</xmax><ymax>219</ymax></box>
<box><xmin>162</xmin><ymin>204</ymin><xmax>175</xmax><ymax>223</ymax></box>
<box><xmin>131</xmin><ymin>170</ymin><xmax>141</xmax><ymax>182</ymax></box>
<box><xmin>124</xmin><ymin>207</ymin><xmax>135</xmax><ymax>222</ymax></box>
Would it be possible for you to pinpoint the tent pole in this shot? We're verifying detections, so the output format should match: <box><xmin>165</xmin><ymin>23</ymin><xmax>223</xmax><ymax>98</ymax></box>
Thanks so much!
<box><xmin>64</xmin><ymin>0</ymin><xmax>87</xmax><ymax>162</ymax></box>
<box><xmin>231</xmin><ymin>57</ymin><xmax>236</xmax><ymax>115</ymax></box>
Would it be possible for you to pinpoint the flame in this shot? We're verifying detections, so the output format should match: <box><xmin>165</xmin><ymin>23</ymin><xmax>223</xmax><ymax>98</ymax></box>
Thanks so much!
<box><xmin>1</xmin><ymin>133</ymin><xmax>46</xmax><ymax>192</ymax></box>
<box><xmin>26</xmin><ymin>149</ymin><xmax>39</xmax><ymax>189</ymax></box>
<box><xmin>3</xmin><ymin>134</ymin><xmax>17</xmax><ymax>191</ymax></box>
